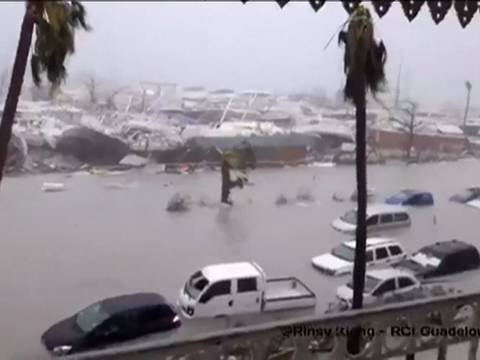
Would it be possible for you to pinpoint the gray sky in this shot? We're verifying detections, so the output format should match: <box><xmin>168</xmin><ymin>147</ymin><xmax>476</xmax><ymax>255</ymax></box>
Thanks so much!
<box><xmin>1</xmin><ymin>1</ymin><xmax>479</xmax><ymax>109</ymax></box>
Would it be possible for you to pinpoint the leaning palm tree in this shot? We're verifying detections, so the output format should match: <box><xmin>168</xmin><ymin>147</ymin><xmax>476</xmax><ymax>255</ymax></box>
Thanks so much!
<box><xmin>337</xmin><ymin>5</ymin><xmax>386</xmax><ymax>352</ymax></box>
<box><xmin>219</xmin><ymin>141</ymin><xmax>256</xmax><ymax>205</ymax></box>
<box><xmin>0</xmin><ymin>1</ymin><xmax>90</xmax><ymax>186</ymax></box>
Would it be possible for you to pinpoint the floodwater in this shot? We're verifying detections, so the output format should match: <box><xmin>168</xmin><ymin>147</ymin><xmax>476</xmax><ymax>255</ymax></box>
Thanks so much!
<box><xmin>3</xmin><ymin>160</ymin><xmax>480</xmax><ymax>359</ymax></box>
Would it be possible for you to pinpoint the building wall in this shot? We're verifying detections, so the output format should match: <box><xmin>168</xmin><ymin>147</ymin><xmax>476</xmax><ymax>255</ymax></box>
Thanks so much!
<box><xmin>369</xmin><ymin>129</ymin><xmax>468</xmax><ymax>155</ymax></box>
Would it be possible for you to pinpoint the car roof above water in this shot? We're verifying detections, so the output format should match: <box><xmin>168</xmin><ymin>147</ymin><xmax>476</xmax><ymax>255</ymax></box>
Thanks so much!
<box><xmin>344</xmin><ymin>237</ymin><xmax>398</xmax><ymax>249</ymax></box>
<box><xmin>417</xmin><ymin>239</ymin><xmax>478</xmax><ymax>259</ymax></box>
<box><xmin>201</xmin><ymin>262</ymin><xmax>261</xmax><ymax>282</ymax></box>
<box><xmin>366</xmin><ymin>204</ymin><xmax>409</xmax><ymax>216</ymax></box>
<box><xmin>100</xmin><ymin>293</ymin><xmax>168</xmax><ymax>314</ymax></box>
<box><xmin>367</xmin><ymin>268</ymin><xmax>415</xmax><ymax>281</ymax></box>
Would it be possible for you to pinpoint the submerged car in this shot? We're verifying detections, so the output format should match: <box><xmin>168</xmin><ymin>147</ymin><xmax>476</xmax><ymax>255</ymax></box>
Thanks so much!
<box><xmin>449</xmin><ymin>187</ymin><xmax>480</xmax><ymax>209</ymax></box>
<box><xmin>385</xmin><ymin>189</ymin><xmax>434</xmax><ymax>206</ymax></box>
<box><xmin>312</xmin><ymin>237</ymin><xmax>406</xmax><ymax>276</ymax></box>
<box><xmin>332</xmin><ymin>204</ymin><xmax>411</xmax><ymax>234</ymax></box>
<box><xmin>394</xmin><ymin>240</ymin><xmax>480</xmax><ymax>280</ymax></box>
<box><xmin>41</xmin><ymin>293</ymin><xmax>181</xmax><ymax>356</ymax></box>
<box><xmin>335</xmin><ymin>268</ymin><xmax>421</xmax><ymax>308</ymax></box>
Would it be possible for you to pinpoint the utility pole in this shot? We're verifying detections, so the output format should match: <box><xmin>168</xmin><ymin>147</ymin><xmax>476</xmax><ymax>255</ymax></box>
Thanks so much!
<box><xmin>464</xmin><ymin>81</ymin><xmax>472</xmax><ymax>127</ymax></box>
<box><xmin>394</xmin><ymin>61</ymin><xmax>402</xmax><ymax>109</ymax></box>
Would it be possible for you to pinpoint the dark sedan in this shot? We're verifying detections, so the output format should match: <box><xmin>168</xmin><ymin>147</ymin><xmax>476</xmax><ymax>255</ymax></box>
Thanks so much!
<box><xmin>385</xmin><ymin>189</ymin><xmax>434</xmax><ymax>206</ymax></box>
<box><xmin>41</xmin><ymin>293</ymin><xmax>181</xmax><ymax>356</ymax></box>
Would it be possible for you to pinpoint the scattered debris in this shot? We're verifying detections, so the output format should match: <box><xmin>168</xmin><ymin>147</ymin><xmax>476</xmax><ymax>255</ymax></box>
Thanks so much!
<box><xmin>166</xmin><ymin>192</ymin><xmax>191</xmax><ymax>212</ymax></box>
<box><xmin>41</xmin><ymin>182</ymin><xmax>66</xmax><ymax>192</ymax></box>
<box><xmin>350</xmin><ymin>188</ymin><xmax>376</xmax><ymax>201</ymax></box>
<box><xmin>275</xmin><ymin>194</ymin><xmax>289</xmax><ymax>206</ymax></box>
<box><xmin>104</xmin><ymin>182</ymin><xmax>136</xmax><ymax>190</ymax></box>
<box><xmin>332</xmin><ymin>193</ymin><xmax>345</xmax><ymax>202</ymax></box>
<box><xmin>308</xmin><ymin>162</ymin><xmax>335</xmax><ymax>168</ymax></box>
<box><xmin>119</xmin><ymin>154</ymin><xmax>148</xmax><ymax>168</ymax></box>
<box><xmin>296</xmin><ymin>188</ymin><xmax>315</xmax><ymax>203</ymax></box>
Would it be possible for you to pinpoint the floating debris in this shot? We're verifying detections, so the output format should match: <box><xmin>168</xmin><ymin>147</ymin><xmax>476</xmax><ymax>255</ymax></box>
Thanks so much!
<box><xmin>166</xmin><ymin>192</ymin><xmax>191</xmax><ymax>212</ymax></box>
<box><xmin>275</xmin><ymin>194</ymin><xmax>289</xmax><ymax>206</ymax></box>
<box><xmin>119</xmin><ymin>154</ymin><xmax>148</xmax><ymax>168</ymax></box>
<box><xmin>308</xmin><ymin>162</ymin><xmax>335</xmax><ymax>168</ymax></box>
<box><xmin>41</xmin><ymin>182</ymin><xmax>66</xmax><ymax>192</ymax></box>
<box><xmin>332</xmin><ymin>193</ymin><xmax>345</xmax><ymax>202</ymax></box>
<box><xmin>296</xmin><ymin>188</ymin><xmax>315</xmax><ymax>203</ymax></box>
<box><xmin>350</xmin><ymin>188</ymin><xmax>376</xmax><ymax>202</ymax></box>
<box><xmin>104</xmin><ymin>182</ymin><xmax>136</xmax><ymax>190</ymax></box>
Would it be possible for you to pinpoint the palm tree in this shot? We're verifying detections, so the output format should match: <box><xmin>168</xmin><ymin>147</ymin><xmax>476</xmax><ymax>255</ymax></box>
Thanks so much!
<box><xmin>220</xmin><ymin>141</ymin><xmax>256</xmax><ymax>205</ymax></box>
<box><xmin>338</xmin><ymin>5</ymin><xmax>386</xmax><ymax>353</ymax></box>
<box><xmin>0</xmin><ymin>1</ymin><xmax>90</xmax><ymax>186</ymax></box>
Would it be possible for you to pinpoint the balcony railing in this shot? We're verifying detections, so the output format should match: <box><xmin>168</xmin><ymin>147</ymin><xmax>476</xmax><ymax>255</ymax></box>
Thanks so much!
<box><xmin>68</xmin><ymin>291</ymin><xmax>480</xmax><ymax>360</ymax></box>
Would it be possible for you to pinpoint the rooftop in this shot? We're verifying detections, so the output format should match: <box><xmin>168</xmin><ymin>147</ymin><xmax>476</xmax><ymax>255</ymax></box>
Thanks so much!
<box><xmin>418</xmin><ymin>240</ymin><xmax>475</xmax><ymax>258</ymax></box>
<box><xmin>344</xmin><ymin>237</ymin><xmax>397</xmax><ymax>249</ymax></box>
<box><xmin>366</xmin><ymin>204</ymin><xmax>409</xmax><ymax>216</ymax></box>
<box><xmin>101</xmin><ymin>292</ymin><xmax>167</xmax><ymax>314</ymax></box>
<box><xmin>367</xmin><ymin>268</ymin><xmax>414</xmax><ymax>281</ymax></box>
<box><xmin>202</xmin><ymin>262</ymin><xmax>261</xmax><ymax>282</ymax></box>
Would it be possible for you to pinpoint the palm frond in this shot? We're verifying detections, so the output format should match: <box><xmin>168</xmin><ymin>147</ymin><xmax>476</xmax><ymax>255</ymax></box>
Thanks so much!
<box><xmin>338</xmin><ymin>5</ymin><xmax>387</xmax><ymax>102</ymax></box>
<box><xmin>223</xmin><ymin>142</ymin><xmax>256</xmax><ymax>170</ymax></box>
<box><xmin>29</xmin><ymin>0</ymin><xmax>90</xmax><ymax>91</ymax></box>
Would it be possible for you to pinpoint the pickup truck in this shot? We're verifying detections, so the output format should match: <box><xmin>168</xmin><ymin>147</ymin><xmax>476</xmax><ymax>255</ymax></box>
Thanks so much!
<box><xmin>178</xmin><ymin>262</ymin><xmax>316</xmax><ymax>318</ymax></box>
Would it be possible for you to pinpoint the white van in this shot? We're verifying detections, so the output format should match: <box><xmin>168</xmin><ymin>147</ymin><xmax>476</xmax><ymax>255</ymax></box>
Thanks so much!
<box><xmin>312</xmin><ymin>237</ymin><xmax>406</xmax><ymax>276</ymax></box>
<box><xmin>332</xmin><ymin>204</ymin><xmax>411</xmax><ymax>234</ymax></box>
<box><xmin>178</xmin><ymin>262</ymin><xmax>316</xmax><ymax>318</ymax></box>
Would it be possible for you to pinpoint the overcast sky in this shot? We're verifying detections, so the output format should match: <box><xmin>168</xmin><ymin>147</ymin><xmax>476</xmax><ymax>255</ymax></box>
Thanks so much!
<box><xmin>1</xmin><ymin>1</ymin><xmax>479</xmax><ymax>109</ymax></box>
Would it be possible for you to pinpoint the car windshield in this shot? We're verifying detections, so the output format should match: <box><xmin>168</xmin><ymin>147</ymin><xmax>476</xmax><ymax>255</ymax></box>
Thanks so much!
<box><xmin>331</xmin><ymin>244</ymin><xmax>355</xmax><ymax>262</ymax></box>
<box><xmin>411</xmin><ymin>251</ymin><xmax>441</xmax><ymax>268</ymax></box>
<box><xmin>347</xmin><ymin>275</ymin><xmax>380</xmax><ymax>293</ymax></box>
<box><xmin>341</xmin><ymin>210</ymin><xmax>357</xmax><ymax>225</ymax></box>
<box><xmin>184</xmin><ymin>271</ymin><xmax>209</xmax><ymax>299</ymax></box>
<box><xmin>76</xmin><ymin>302</ymin><xmax>111</xmax><ymax>333</ymax></box>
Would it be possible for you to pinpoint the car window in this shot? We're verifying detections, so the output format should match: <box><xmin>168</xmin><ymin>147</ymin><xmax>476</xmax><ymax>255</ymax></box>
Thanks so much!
<box><xmin>421</xmin><ymin>194</ymin><xmax>433</xmax><ymax>204</ymax></box>
<box><xmin>366</xmin><ymin>250</ymin><xmax>373</xmax><ymax>262</ymax></box>
<box><xmin>237</xmin><ymin>277</ymin><xmax>257</xmax><ymax>293</ymax></box>
<box><xmin>394</xmin><ymin>212</ymin><xmax>409</xmax><ymax>222</ymax></box>
<box><xmin>408</xmin><ymin>194</ymin><xmax>420</xmax><ymax>205</ymax></box>
<box><xmin>366</xmin><ymin>215</ymin><xmax>378</xmax><ymax>226</ymax></box>
<box><xmin>388</xmin><ymin>245</ymin><xmax>403</xmax><ymax>256</ymax></box>
<box><xmin>372</xmin><ymin>279</ymin><xmax>395</xmax><ymax>296</ymax></box>
<box><xmin>379</xmin><ymin>214</ymin><xmax>394</xmax><ymax>224</ymax></box>
<box><xmin>398</xmin><ymin>277</ymin><xmax>415</xmax><ymax>288</ymax></box>
<box><xmin>94</xmin><ymin>317</ymin><xmax>121</xmax><ymax>338</ymax></box>
<box><xmin>375</xmin><ymin>247</ymin><xmax>389</xmax><ymax>260</ymax></box>
<box><xmin>199</xmin><ymin>280</ymin><xmax>231</xmax><ymax>303</ymax></box>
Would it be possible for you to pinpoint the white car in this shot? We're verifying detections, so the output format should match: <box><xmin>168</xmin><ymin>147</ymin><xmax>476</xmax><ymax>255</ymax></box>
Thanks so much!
<box><xmin>336</xmin><ymin>268</ymin><xmax>421</xmax><ymax>308</ymax></box>
<box><xmin>311</xmin><ymin>238</ymin><xmax>406</xmax><ymax>276</ymax></box>
<box><xmin>332</xmin><ymin>204</ymin><xmax>411</xmax><ymax>234</ymax></box>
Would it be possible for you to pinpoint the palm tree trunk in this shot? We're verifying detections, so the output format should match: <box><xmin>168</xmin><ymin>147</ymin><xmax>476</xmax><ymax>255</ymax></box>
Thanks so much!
<box><xmin>352</xmin><ymin>75</ymin><xmax>367</xmax><ymax>311</ymax></box>
<box><xmin>0</xmin><ymin>5</ymin><xmax>35</xmax><ymax>186</ymax></box>
<box><xmin>347</xmin><ymin>72</ymin><xmax>368</xmax><ymax>354</ymax></box>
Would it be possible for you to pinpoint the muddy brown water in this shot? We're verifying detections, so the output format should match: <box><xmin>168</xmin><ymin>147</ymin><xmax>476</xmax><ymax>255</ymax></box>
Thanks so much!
<box><xmin>2</xmin><ymin>160</ymin><xmax>480</xmax><ymax>359</ymax></box>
